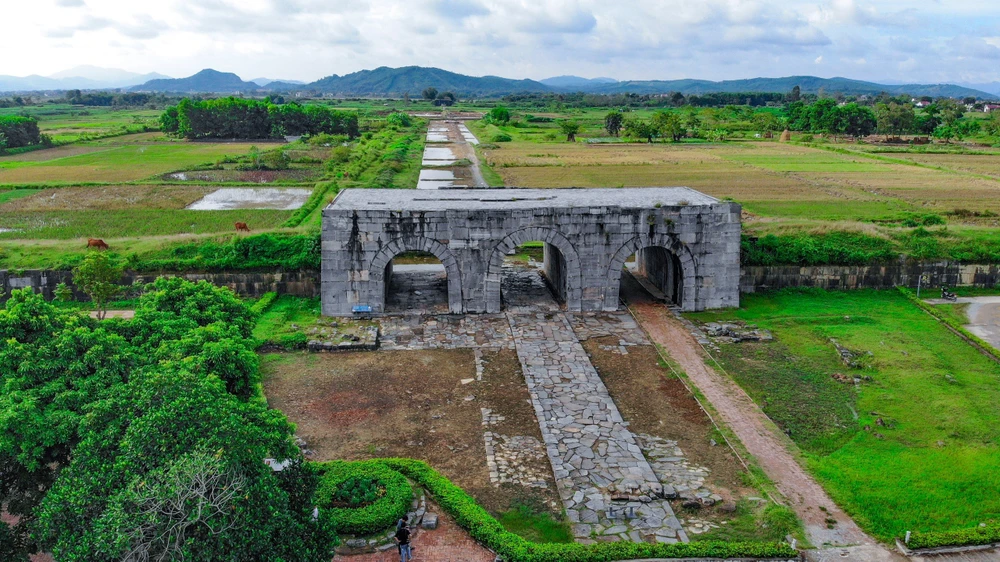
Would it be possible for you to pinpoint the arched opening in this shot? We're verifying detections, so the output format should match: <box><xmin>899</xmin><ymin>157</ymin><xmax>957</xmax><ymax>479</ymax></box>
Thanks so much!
<box><xmin>368</xmin><ymin>237</ymin><xmax>463</xmax><ymax>315</ymax></box>
<box><xmin>498</xmin><ymin>241</ymin><xmax>569</xmax><ymax>311</ymax></box>
<box><xmin>383</xmin><ymin>251</ymin><xmax>449</xmax><ymax>314</ymax></box>
<box><xmin>485</xmin><ymin>227</ymin><xmax>582</xmax><ymax>313</ymax></box>
<box><xmin>626</xmin><ymin>246</ymin><xmax>684</xmax><ymax>305</ymax></box>
<box><xmin>604</xmin><ymin>236</ymin><xmax>696</xmax><ymax>311</ymax></box>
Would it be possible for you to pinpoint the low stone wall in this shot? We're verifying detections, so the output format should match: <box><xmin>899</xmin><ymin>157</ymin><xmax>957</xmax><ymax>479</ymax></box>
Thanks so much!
<box><xmin>741</xmin><ymin>262</ymin><xmax>1000</xmax><ymax>293</ymax></box>
<box><xmin>0</xmin><ymin>270</ymin><xmax>320</xmax><ymax>302</ymax></box>
<box><xmin>3</xmin><ymin>263</ymin><xmax>997</xmax><ymax>305</ymax></box>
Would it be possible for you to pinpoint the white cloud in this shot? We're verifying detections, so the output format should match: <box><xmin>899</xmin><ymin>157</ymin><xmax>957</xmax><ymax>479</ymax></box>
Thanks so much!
<box><xmin>1</xmin><ymin>0</ymin><xmax>999</xmax><ymax>84</ymax></box>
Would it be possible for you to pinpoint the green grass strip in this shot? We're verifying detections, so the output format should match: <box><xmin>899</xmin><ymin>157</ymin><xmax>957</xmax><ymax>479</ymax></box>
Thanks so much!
<box><xmin>376</xmin><ymin>458</ymin><xmax>797</xmax><ymax>561</ymax></box>
<box><xmin>896</xmin><ymin>286</ymin><xmax>1000</xmax><ymax>364</ymax></box>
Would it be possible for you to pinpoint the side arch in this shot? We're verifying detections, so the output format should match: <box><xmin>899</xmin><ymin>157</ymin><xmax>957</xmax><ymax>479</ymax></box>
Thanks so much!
<box><xmin>604</xmin><ymin>234</ymin><xmax>698</xmax><ymax>311</ymax></box>
<box><xmin>368</xmin><ymin>236</ymin><xmax>463</xmax><ymax>314</ymax></box>
<box><xmin>485</xmin><ymin>227</ymin><xmax>583</xmax><ymax>313</ymax></box>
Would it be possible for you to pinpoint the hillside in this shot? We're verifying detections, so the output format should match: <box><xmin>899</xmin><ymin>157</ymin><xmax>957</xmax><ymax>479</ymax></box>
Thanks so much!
<box><xmin>132</xmin><ymin>69</ymin><xmax>259</xmax><ymax>93</ymax></box>
<box><xmin>540</xmin><ymin>75</ymin><xmax>618</xmax><ymax>88</ymax></box>
<box><xmin>580</xmin><ymin>75</ymin><xmax>996</xmax><ymax>99</ymax></box>
<box><xmin>297</xmin><ymin>66</ymin><xmax>553</xmax><ymax>96</ymax></box>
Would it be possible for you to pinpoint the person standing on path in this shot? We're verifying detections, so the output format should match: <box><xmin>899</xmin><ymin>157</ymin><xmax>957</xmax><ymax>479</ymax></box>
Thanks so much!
<box><xmin>395</xmin><ymin>522</ymin><xmax>413</xmax><ymax>562</ymax></box>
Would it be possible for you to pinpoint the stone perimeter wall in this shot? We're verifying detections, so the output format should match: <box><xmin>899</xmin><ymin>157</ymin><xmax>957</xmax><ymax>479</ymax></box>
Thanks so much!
<box><xmin>0</xmin><ymin>270</ymin><xmax>318</xmax><ymax>303</ymax></box>
<box><xmin>320</xmin><ymin>203</ymin><xmax>744</xmax><ymax>316</ymax></box>
<box><xmin>2</xmin><ymin>262</ymin><xmax>996</xmax><ymax>305</ymax></box>
<box><xmin>741</xmin><ymin>262</ymin><xmax>1000</xmax><ymax>293</ymax></box>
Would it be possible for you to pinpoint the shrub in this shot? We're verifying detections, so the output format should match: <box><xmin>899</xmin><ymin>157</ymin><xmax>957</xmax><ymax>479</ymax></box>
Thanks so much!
<box><xmin>380</xmin><ymin>458</ymin><xmax>797</xmax><ymax>561</ymax></box>
<box><xmin>799</xmin><ymin>134</ymin><xmax>814</xmax><ymax>142</ymax></box>
<box><xmin>906</xmin><ymin>522</ymin><xmax>1000</xmax><ymax>550</ymax></box>
<box><xmin>314</xmin><ymin>461</ymin><xmax>412</xmax><ymax>536</ymax></box>
<box><xmin>922</xmin><ymin>214</ymin><xmax>946</xmax><ymax>226</ymax></box>
<box><xmin>492</xmin><ymin>133</ymin><xmax>513</xmax><ymax>142</ymax></box>
<box><xmin>386</xmin><ymin>111</ymin><xmax>412</xmax><ymax>128</ymax></box>
<box><xmin>250</xmin><ymin>292</ymin><xmax>279</xmax><ymax>314</ymax></box>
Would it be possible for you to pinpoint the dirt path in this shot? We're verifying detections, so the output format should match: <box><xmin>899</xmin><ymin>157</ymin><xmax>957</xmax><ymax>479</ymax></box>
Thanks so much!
<box><xmin>628</xmin><ymin>300</ymin><xmax>905</xmax><ymax>560</ymax></box>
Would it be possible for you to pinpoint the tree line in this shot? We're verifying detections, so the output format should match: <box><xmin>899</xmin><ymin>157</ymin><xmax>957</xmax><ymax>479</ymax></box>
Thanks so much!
<box><xmin>63</xmin><ymin>90</ymin><xmax>155</xmax><ymax>107</ymax></box>
<box><xmin>595</xmin><ymin>98</ymin><xmax>986</xmax><ymax>142</ymax></box>
<box><xmin>160</xmin><ymin>97</ymin><xmax>360</xmax><ymax>139</ymax></box>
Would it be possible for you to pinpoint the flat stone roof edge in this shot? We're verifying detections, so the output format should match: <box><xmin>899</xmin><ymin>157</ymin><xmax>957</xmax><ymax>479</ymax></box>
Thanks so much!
<box><xmin>326</xmin><ymin>187</ymin><xmax>726</xmax><ymax>211</ymax></box>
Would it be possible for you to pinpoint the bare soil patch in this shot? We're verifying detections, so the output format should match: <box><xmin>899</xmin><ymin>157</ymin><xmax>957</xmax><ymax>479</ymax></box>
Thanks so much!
<box><xmin>0</xmin><ymin>184</ymin><xmax>213</xmax><ymax>211</ymax></box>
<box><xmin>261</xmin><ymin>348</ymin><xmax>558</xmax><ymax>515</ymax></box>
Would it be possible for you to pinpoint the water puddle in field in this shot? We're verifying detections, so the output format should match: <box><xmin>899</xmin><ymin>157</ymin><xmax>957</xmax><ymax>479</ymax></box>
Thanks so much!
<box><xmin>422</xmin><ymin>146</ymin><xmax>458</xmax><ymax>166</ymax></box>
<box><xmin>186</xmin><ymin>188</ymin><xmax>312</xmax><ymax>210</ymax></box>
<box><xmin>458</xmin><ymin>123</ymin><xmax>479</xmax><ymax>145</ymax></box>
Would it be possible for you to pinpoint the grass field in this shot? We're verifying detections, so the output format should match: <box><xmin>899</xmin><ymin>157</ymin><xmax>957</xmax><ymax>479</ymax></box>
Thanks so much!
<box><xmin>688</xmin><ymin>289</ymin><xmax>1000</xmax><ymax>541</ymax></box>
<box><xmin>0</xmin><ymin>104</ymin><xmax>160</xmax><ymax>143</ymax></box>
<box><xmin>0</xmin><ymin>137</ymin><xmax>259</xmax><ymax>185</ymax></box>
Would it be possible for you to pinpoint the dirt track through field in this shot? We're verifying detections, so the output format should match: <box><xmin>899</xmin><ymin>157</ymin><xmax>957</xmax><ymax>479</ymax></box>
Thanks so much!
<box><xmin>627</xmin><ymin>296</ymin><xmax>906</xmax><ymax>561</ymax></box>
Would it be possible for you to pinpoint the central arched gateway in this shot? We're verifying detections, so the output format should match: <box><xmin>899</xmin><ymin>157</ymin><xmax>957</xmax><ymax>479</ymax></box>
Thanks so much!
<box><xmin>484</xmin><ymin>227</ymin><xmax>583</xmax><ymax>313</ymax></box>
<box><xmin>321</xmin><ymin>188</ymin><xmax>740</xmax><ymax>316</ymax></box>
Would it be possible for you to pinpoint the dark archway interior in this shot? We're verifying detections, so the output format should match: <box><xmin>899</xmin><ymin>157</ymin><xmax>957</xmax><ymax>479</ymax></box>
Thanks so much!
<box><xmin>499</xmin><ymin>242</ymin><xmax>568</xmax><ymax>310</ymax></box>
<box><xmin>627</xmin><ymin>246</ymin><xmax>683</xmax><ymax>305</ymax></box>
<box><xmin>383</xmin><ymin>251</ymin><xmax>449</xmax><ymax>314</ymax></box>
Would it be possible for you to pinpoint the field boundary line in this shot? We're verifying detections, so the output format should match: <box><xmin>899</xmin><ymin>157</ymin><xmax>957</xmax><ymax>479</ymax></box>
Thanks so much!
<box><xmin>623</xmin><ymin>303</ymin><xmax>784</xmax><ymax>508</ymax></box>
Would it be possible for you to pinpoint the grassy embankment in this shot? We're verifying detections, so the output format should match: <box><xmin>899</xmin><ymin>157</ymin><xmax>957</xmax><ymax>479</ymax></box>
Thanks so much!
<box><xmin>688</xmin><ymin>289</ymin><xmax>1000</xmax><ymax>541</ymax></box>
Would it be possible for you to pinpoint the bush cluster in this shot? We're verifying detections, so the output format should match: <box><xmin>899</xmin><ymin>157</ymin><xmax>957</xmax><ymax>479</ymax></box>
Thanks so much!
<box><xmin>741</xmin><ymin>232</ymin><xmax>897</xmax><ymax>266</ymax></box>
<box><xmin>137</xmin><ymin>233</ymin><xmax>321</xmax><ymax>272</ymax></box>
<box><xmin>380</xmin><ymin>459</ymin><xmax>797</xmax><ymax>561</ymax></box>
<box><xmin>315</xmin><ymin>461</ymin><xmax>412</xmax><ymax>536</ymax></box>
<box><xmin>906</xmin><ymin>523</ymin><xmax>1000</xmax><ymax>550</ymax></box>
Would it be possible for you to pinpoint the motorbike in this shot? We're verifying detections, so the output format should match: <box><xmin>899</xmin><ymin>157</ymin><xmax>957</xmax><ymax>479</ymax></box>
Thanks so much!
<box><xmin>941</xmin><ymin>287</ymin><xmax>958</xmax><ymax>302</ymax></box>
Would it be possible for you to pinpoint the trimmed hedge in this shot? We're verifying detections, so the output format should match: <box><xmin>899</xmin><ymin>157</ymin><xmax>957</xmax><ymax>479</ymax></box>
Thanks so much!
<box><xmin>379</xmin><ymin>458</ymin><xmax>798</xmax><ymax>561</ymax></box>
<box><xmin>907</xmin><ymin>523</ymin><xmax>1000</xmax><ymax>550</ymax></box>
<box><xmin>315</xmin><ymin>461</ymin><xmax>412</xmax><ymax>536</ymax></box>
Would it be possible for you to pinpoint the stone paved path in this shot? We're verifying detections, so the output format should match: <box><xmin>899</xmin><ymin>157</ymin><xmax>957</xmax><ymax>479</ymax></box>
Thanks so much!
<box><xmin>506</xmin><ymin>310</ymin><xmax>687</xmax><ymax>543</ymax></box>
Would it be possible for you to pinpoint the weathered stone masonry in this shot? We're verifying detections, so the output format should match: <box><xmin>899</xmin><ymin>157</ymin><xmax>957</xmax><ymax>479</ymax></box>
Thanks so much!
<box><xmin>321</xmin><ymin>187</ymin><xmax>742</xmax><ymax>316</ymax></box>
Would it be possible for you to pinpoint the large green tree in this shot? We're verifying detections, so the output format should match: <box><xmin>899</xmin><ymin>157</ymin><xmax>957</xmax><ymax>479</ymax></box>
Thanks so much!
<box><xmin>0</xmin><ymin>279</ymin><xmax>336</xmax><ymax>561</ymax></box>
<box><xmin>604</xmin><ymin>110</ymin><xmax>623</xmax><ymax>136</ymax></box>
<box><xmin>72</xmin><ymin>251</ymin><xmax>125</xmax><ymax>320</ymax></box>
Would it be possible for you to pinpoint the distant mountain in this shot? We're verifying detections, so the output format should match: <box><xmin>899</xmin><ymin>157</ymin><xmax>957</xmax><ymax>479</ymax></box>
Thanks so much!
<box><xmin>960</xmin><ymin>82</ymin><xmax>1000</xmax><ymax>96</ymax></box>
<box><xmin>132</xmin><ymin>69</ymin><xmax>260</xmax><ymax>93</ymax></box>
<box><xmin>581</xmin><ymin>75</ymin><xmax>996</xmax><ymax>99</ymax></box>
<box><xmin>540</xmin><ymin>75</ymin><xmax>618</xmax><ymax>88</ymax></box>
<box><xmin>251</xmin><ymin>77</ymin><xmax>306</xmax><ymax>87</ymax></box>
<box><xmin>300</xmin><ymin>66</ymin><xmax>553</xmax><ymax>96</ymax></box>
<box><xmin>0</xmin><ymin>68</ymin><xmax>170</xmax><ymax>92</ymax></box>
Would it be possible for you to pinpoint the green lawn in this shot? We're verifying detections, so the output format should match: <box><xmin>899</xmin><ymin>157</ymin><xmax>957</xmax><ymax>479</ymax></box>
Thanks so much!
<box><xmin>688</xmin><ymin>289</ymin><xmax>1000</xmax><ymax>541</ymax></box>
<box><xmin>0</xmin><ymin>189</ymin><xmax>39</xmax><ymax>204</ymax></box>
<box><xmin>722</xmin><ymin>152</ymin><xmax>887</xmax><ymax>172</ymax></box>
<box><xmin>0</xmin><ymin>141</ymin><xmax>258</xmax><ymax>184</ymax></box>
<box><xmin>0</xmin><ymin>209</ymin><xmax>292</xmax><ymax>241</ymax></box>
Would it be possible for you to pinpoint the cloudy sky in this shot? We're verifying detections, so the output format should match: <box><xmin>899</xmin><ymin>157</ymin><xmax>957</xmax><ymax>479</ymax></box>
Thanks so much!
<box><xmin>4</xmin><ymin>0</ymin><xmax>1000</xmax><ymax>84</ymax></box>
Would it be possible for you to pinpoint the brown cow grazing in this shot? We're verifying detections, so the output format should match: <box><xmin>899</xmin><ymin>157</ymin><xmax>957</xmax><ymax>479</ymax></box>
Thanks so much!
<box><xmin>234</xmin><ymin>222</ymin><xmax>251</xmax><ymax>232</ymax></box>
<box><xmin>87</xmin><ymin>238</ymin><xmax>109</xmax><ymax>250</ymax></box>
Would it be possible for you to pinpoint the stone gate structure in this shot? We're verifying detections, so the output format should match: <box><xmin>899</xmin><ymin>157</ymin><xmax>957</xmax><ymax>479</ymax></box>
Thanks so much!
<box><xmin>321</xmin><ymin>187</ymin><xmax>740</xmax><ymax>316</ymax></box>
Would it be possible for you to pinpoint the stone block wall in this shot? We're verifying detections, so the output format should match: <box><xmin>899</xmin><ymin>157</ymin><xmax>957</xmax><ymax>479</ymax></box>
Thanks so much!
<box><xmin>740</xmin><ymin>263</ymin><xmax>1000</xmax><ymax>293</ymax></box>
<box><xmin>0</xmin><ymin>270</ymin><xmax>319</xmax><ymax>303</ymax></box>
<box><xmin>321</xmin><ymin>202</ymin><xmax>743</xmax><ymax>316</ymax></box>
